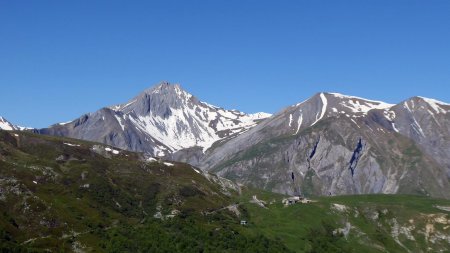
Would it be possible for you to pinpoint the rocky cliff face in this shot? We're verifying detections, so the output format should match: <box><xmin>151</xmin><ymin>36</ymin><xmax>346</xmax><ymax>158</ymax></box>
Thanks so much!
<box><xmin>388</xmin><ymin>97</ymin><xmax>450</xmax><ymax>178</ymax></box>
<box><xmin>39</xmin><ymin>82</ymin><xmax>270</xmax><ymax>156</ymax></box>
<box><xmin>187</xmin><ymin>93</ymin><xmax>450</xmax><ymax>198</ymax></box>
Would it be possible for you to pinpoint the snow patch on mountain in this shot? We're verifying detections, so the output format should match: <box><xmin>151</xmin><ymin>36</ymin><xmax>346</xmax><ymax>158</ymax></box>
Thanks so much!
<box><xmin>402</xmin><ymin>101</ymin><xmax>426</xmax><ymax>137</ymax></box>
<box><xmin>64</xmin><ymin>143</ymin><xmax>81</xmax><ymax>147</ymax></box>
<box><xmin>330</xmin><ymin>93</ymin><xmax>394</xmax><ymax>114</ymax></box>
<box><xmin>384</xmin><ymin>111</ymin><xmax>396</xmax><ymax>121</ymax></box>
<box><xmin>129</xmin><ymin>106</ymin><xmax>269</xmax><ymax>153</ymax></box>
<box><xmin>105</xmin><ymin>147</ymin><xmax>120</xmax><ymax>155</ymax></box>
<box><xmin>248</xmin><ymin>112</ymin><xmax>272</xmax><ymax>119</ymax></box>
<box><xmin>58</xmin><ymin>121</ymin><xmax>72</xmax><ymax>126</ymax></box>
<box><xmin>294</xmin><ymin>113</ymin><xmax>303</xmax><ymax>135</ymax></box>
<box><xmin>114</xmin><ymin>115</ymin><xmax>126</xmax><ymax>131</ymax></box>
<box><xmin>111</xmin><ymin>99</ymin><xmax>137</xmax><ymax>111</ymax></box>
<box><xmin>391</xmin><ymin>123</ymin><xmax>399</xmax><ymax>133</ymax></box>
<box><xmin>418</xmin><ymin>96</ymin><xmax>449</xmax><ymax>114</ymax></box>
<box><xmin>0</xmin><ymin>117</ymin><xmax>17</xmax><ymax>131</ymax></box>
<box><xmin>311</xmin><ymin>93</ymin><xmax>327</xmax><ymax>126</ymax></box>
<box><xmin>403</xmin><ymin>101</ymin><xmax>412</xmax><ymax>113</ymax></box>
<box><xmin>411</xmin><ymin>118</ymin><xmax>426</xmax><ymax>138</ymax></box>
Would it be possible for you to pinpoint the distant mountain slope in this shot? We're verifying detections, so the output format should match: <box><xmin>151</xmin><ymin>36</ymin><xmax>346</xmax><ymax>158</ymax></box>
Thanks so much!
<box><xmin>0</xmin><ymin>117</ymin><xmax>18</xmax><ymax>131</ymax></box>
<box><xmin>187</xmin><ymin>93</ymin><xmax>450</xmax><ymax>198</ymax></box>
<box><xmin>39</xmin><ymin>82</ymin><xmax>270</xmax><ymax>156</ymax></box>
<box><xmin>387</xmin><ymin>96</ymin><xmax>450</xmax><ymax>178</ymax></box>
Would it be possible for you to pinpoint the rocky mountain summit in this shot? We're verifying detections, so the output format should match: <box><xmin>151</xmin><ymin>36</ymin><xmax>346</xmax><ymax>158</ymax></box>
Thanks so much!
<box><xmin>189</xmin><ymin>92</ymin><xmax>450</xmax><ymax>198</ymax></box>
<box><xmin>39</xmin><ymin>82</ymin><xmax>270</xmax><ymax>156</ymax></box>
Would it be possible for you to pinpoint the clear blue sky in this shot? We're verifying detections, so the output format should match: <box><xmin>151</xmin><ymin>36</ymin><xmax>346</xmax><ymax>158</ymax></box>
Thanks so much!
<box><xmin>1</xmin><ymin>0</ymin><xmax>449</xmax><ymax>128</ymax></box>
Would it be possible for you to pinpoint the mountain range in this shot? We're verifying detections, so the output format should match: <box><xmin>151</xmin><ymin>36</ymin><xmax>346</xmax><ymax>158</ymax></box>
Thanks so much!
<box><xmin>3</xmin><ymin>82</ymin><xmax>450</xmax><ymax>199</ymax></box>
<box><xmin>2</xmin><ymin>82</ymin><xmax>450</xmax><ymax>252</ymax></box>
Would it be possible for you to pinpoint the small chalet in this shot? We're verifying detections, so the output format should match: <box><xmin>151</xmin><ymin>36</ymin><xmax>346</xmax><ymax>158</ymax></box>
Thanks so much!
<box><xmin>282</xmin><ymin>196</ymin><xmax>311</xmax><ymax>206</ymax></box>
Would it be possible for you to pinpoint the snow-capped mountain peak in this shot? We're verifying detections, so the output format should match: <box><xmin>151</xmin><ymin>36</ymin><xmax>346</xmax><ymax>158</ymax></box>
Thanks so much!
<box><xmin>0</xmin><ymin>117</ymin><xmax>18</xmax><ymax>131</ymax></box>
<box><xmin>116</xmin><ymin>82</ymin><xmax>272</xmax><ymax>152</ymax></box>
<box><xmin>41</xmin><ymin>82</ymin><xmax>272</xmax><ymax>156</ymax></box>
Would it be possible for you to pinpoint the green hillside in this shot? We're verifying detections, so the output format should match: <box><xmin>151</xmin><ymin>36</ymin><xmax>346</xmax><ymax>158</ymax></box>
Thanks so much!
<box><xmin>1</xmin><ymin>130</ymin><xmax>449</xmax><ymax>252</ymax></box>
<box><xmin>237</xmin><ymin>190</ymin><xmax>450</xmax><ymax>253</ymax></box>
<box><xmin>0</xmin><ymin>130</ymin><xmax>290</xmax><ymax>252</ymax></box>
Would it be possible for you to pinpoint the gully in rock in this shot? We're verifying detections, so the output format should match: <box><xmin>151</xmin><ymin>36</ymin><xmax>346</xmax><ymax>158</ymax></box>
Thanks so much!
<box><xmin>348</xmin><ymin>138</ymin><xmax>364</xmax><ymax>177</ymax></box>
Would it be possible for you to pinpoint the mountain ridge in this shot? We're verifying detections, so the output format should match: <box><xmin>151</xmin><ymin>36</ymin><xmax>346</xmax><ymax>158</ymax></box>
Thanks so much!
<box><xmin>38</xmin><ymin>82</ymin><xmax>271</xmax><ymax>156</ymax></box>
<box><xmin>4</xmin><ymin>83</ymin><xmax>450</xmax><ymax>199</ymax></box>
<box><xmin>186</xmin><ymin>91</ymin><xmax>450</xmax><ymax>198</ymax></box>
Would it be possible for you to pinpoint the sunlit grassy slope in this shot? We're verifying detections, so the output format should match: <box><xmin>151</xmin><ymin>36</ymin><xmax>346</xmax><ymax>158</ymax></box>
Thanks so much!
<box><xmin>1</xmin><ymin>130</ymin><xmax>449</xmax><ymax>252</ymax></box>
<box><xmin>238</xmin><ymin>189</ymin><xmax>450</xmax><ymax>253</ymax></box>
